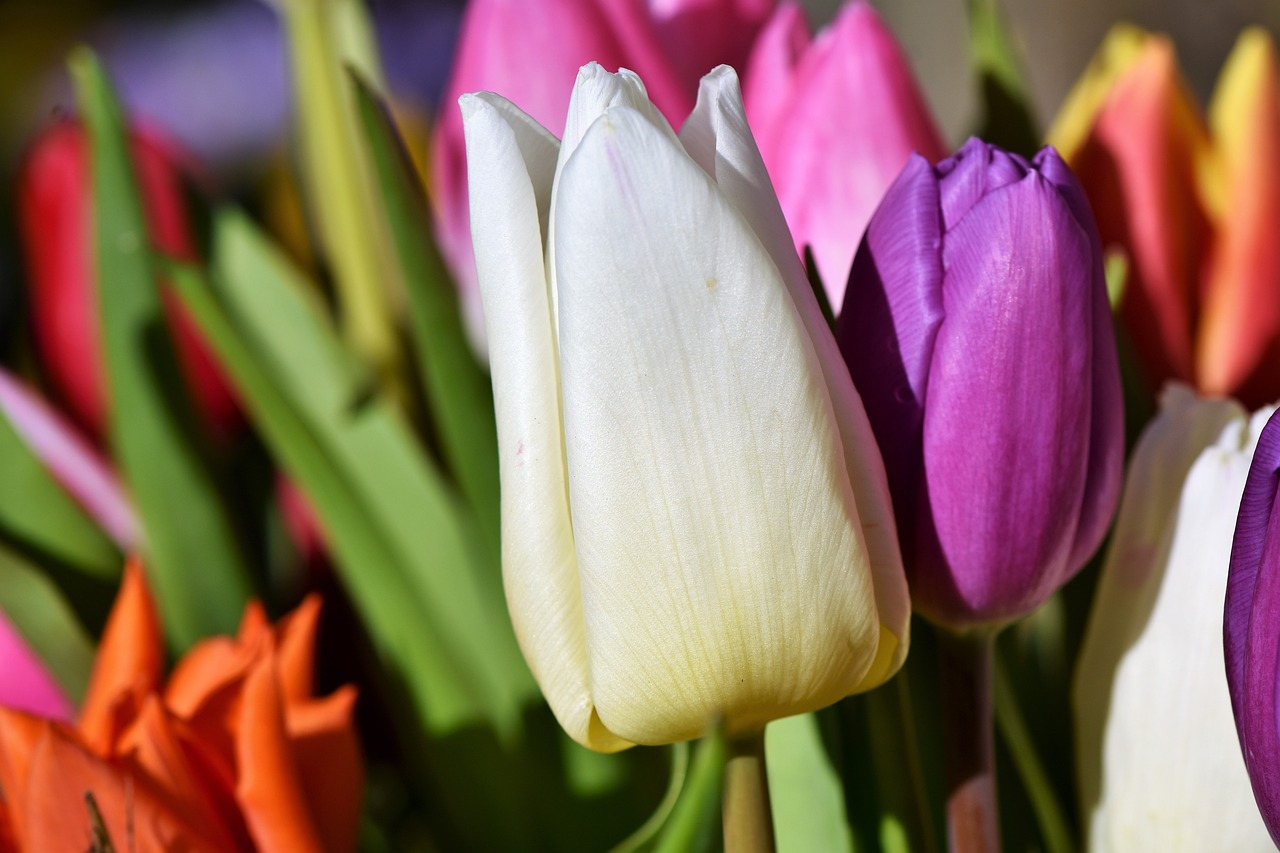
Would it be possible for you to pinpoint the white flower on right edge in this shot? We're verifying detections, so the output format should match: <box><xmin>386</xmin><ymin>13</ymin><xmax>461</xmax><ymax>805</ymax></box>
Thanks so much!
<box><xmin>1074</xmin><ymin>383</ymin><xmax>1274</xmax><ymax>851</ymax></box>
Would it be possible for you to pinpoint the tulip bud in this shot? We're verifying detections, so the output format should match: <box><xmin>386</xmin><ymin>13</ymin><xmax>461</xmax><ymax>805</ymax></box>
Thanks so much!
<box><xmin>462</xmin><ymin>62</ymin><xmax>909</xmax><ymax>750</ymax></box>
<box><xmin>1075</xmin><ymin>384</ymin><xmax>1272</xmax><ymax>851</ymax></box>
<box><xmin>432</xmin><ymin>0</ymin><xmax>774</xmax><ymax>350</ymax></box>
<box><xmin>1050</xmin><ymin>26</ymin><xmax>1280</xmax><ymax>409</ymax></box>
<box><xmin>742</xmin><ymin>1</ymin><xmax>946</xmax><ymax>305</ymax></box>
<box><xmin>1226</xmin><ymin>406</ymin><xmax>1280</xmax><ymax>845</ymax></box>
<box><xmin>837</xmin><ymin>138</ymin><xmax>1124</xmax><ymax>629</ymax></box>
<box><xmin>18</xmin><ymin>119</ymin><xmax>239</xmax><ymax>440</ymax></box>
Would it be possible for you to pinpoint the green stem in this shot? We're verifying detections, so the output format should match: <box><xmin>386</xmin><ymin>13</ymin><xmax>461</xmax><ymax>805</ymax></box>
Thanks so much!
<box><xmin>939</xmin><ymin>629</ymin><xmax>1001</xmax><ymax>853</ymax></box>
<box><xmin>993</xmin><ymin>653</ymin><xmax>1076</xmax><ymax>853</ymax></box>
<box><xmin>722</xmin><ymin>730</ymin><xmax>776</xmax><ymax>853</ymax></box>
<box><xmin>866</xmin><ymin>671</ymin><xmax>940</xmax><ymax>853</ymax></box>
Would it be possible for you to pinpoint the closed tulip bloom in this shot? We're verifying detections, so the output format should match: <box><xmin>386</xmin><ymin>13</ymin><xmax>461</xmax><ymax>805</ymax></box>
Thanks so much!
<box><xmin>463</xmin><ymin>62</ymin><xmax>909</xmax><ymax>750</ymax></box>
<box><xmin>742</xmin><ymin>1</ymin><xmax>946</xmax><ymax>305</ymax></box>
<box><xmin>433</xmin><ymin>0</ymin><xmax>774</xmax><ymax>349</ymax></box>
<box><xmin>1050</xmin><ymin>26</ymin><xmax>1280</xmax><ymax>408</ymax></box>
<box><xmin>19</xmin><ymin>119</ymin><xmax>239</xmax><ymax>440</ymax></box>
<box><xmin>1075</xmin><ymin>385</ymin><xmax>1272</xmax><ymax>851</ymax></box>
<box><xmin>837</xmin><ymin>138</ymin><xmax>1124</xmax><ymax>629</ymax></box>
<box><xmin>1226</xmin><ymin>407</ymin><xmax>1280</xmax><ymax>845</ymax></box>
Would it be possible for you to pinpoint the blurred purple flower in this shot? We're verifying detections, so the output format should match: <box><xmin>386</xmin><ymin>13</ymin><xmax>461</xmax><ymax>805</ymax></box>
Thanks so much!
<box><xmin>836</xmin><ymin>138</ymin><xmax>1124</xmax><ymax>629</ymax></box>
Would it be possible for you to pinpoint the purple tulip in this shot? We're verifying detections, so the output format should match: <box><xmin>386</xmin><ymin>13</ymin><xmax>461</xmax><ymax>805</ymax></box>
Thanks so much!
<box><xmin>1225</xmin><ymin>407</ymin><xmax>1280</xmax><ymax>844</ymax></box>
<box><xmin>837</xmin><ymin>138</ymin><xmax>1124</xmax><ymax>629</ymax></box>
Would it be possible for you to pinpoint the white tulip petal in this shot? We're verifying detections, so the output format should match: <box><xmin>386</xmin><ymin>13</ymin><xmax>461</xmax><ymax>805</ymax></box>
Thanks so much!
<box><xmin>554</xmin><ymin>104</ymin><xmax>883</xmax><ymax>745</ymax></box>
<box><xmin>1074</xmin><ymin>384</ymin><xmax>1243</xmax><ymax>813</ymax></box>
<box><xmin>1076</xmin><ymin>388</ymin><xmax>1270</xmax><ymax>850</ymax></box>
<box><xmin>549</xmin><ymin>64</ymin><xmax>675</xmax><ymax>332</ymax></box>
<box><xmin>461</xmin><ymin>92</ymin><xmax>630</xmax><ymax>752</ymax></box>
<box><xmin>680</xmin><ymin>66</ymin><xmax>909</xmax><ymax>680</ymax></box>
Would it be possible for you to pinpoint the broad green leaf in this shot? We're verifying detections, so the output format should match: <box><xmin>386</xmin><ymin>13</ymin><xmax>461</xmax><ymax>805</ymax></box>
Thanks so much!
<box><xmin>0</xmin><ymin>544</ymin><xmax>97</xmax><ymax>704</ymax></box>
<box><xmin>350</xmin><ymin>72</ymin><xmax>502</xmax><ymax>550</ymax></box>
<box><xmin>69</xmin><ymin>50</ymin><xmax>251</xmax><ymax>650</ymax></box>
<box><xmin>168</xmin><ymin>262</ymin><xmax>476</xmax><ymax>732</ymax></box>
<box><xmin>0</xmin><ymin>406</ymin><xmax>119</xmax><ymax>580</ymax></box>
<box><xmin>194</xmin><ymin>211</ymin><xmax>533</xmax><ymax>733</ymax></box>
<box><xmin>768</xmin><ymin>714</ymin><xmax>856</xmax><ymax>853</ymax></box>
<box><xmin>272</xmin><ymin>0</ymin><xmax>396</xmax><ymax>373</ymax></box>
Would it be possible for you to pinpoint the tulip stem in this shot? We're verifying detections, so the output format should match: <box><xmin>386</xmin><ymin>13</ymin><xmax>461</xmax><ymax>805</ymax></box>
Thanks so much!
<box><xmin>722</xmin><ymin>730</ymin><xmax>776</xmax><ymax>853</ymax></box>
<box><xmin>939</xmin><ymin>628</ymin><xmax>1001</xmax><ymax>853</ymax></box>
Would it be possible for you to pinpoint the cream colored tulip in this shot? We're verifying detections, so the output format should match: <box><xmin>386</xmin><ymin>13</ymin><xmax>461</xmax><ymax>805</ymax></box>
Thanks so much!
<box><xmin>461</xmin><ymin>63</ymin><xmax>910</xmax><ymax>751</ymax></box>
<box><xmin>1075</xmin><ymin>384</ymin><xmax>1273</xmax><ymax>850</ymax></box>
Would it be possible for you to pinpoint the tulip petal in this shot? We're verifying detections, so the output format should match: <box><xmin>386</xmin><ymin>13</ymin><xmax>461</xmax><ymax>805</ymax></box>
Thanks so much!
<box><xmin>1080</xmin><ymin>404</ymin><xmax>1274</xmax><ymax>849</ymax></box>
<box><xmin>0</xmin><ymin>368</ymin><xmax>138</xmax><ymax>549</ymax></box>
<box><xmin>1046</xmin><ymin>23</ymin><xmax>1151</xmax><ymax>162</ymax></box>
<box><xmin>277</xmin><ymin>595</ymin><xmax>321</xmax><ymax>703</ymax></box>
<box><xmin>921</xmin><ymin>173</ymin><xmax>1094</xmax><ymax>625</ymax></box>
<box><xmin>236</xmin><ymin>649</ymin><xmax>326</xmax><ymax>853</ymax></box>
<box><xmin>1197</xmin><ymin>30</ymin><xmax>1280</xmax><ymax>405</ymax></box>
<box><xmin>555</xmin><ymin>104</ymin><xmax>883</xmax><ymax>744</ymax></box>
<box><xmin>79</xmin><ymin>559</ymin><xmax>165</xmax><ymax>752</ymax></box>
<box><xmin>936</xmin><ymin>138</ymin><xmax>1030</xmax><ymax>232</ymax></box>
<box><xmin>462</xmin><ymin>93</ymin><xmax>628</xmax><ymax>751</ymax></box>
<box><xmin>743</xmin><ymin>2</ymin><xmax>946</xmax><ymax>302</ymax></box>
<box><xmin>740</xmin><ymin>3</ymin><xmax>809</xmax><ymax>143</ymax></box>
<box><xmin>1226</xmin><ymin>409</ymin><xmax>1280</xmax><ymax>843</ymax></box>
<box><xmin>0</xmin><ymin>608</ymin><xmax>73</xmax><ymax>721</ymax></box>
<box><xmin>286</xmin><ymin>687</ymin><xmax>362</xmax><ymax>853</ymax></box>
<box><xmin>1074</xmin><ymin>385</ymin><xmax>1245</xmax><ymax>831</ymax></box>
<box><xmin>838</xmin><ymin>155</ymin><xmax>944</xmax><ymax>567</ymax></box>
<box><xmin>681</xmin><ymin>65</ymin><xmax>909</xmax><ymax>681</ymax></box>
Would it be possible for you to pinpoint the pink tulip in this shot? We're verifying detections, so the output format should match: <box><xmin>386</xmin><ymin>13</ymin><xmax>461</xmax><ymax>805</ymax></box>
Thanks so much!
<box><xmin>0</xmin><ymin>613</ymin><xmax>71</xmax><ymax>721</ymax></box>
<box><xmin>431</xmin><ymin>0</ymin><xmax>774</xmax><ymax>348</ymax></box>
<box><xmin>0</xmin><ymin>369</ymin><xmax>137</xmax><ymax>549</ymax></box>
<box><xmin>743</xmin><ymin>2</ymin><xmax>946</xmax><ymax>306</ymax></box>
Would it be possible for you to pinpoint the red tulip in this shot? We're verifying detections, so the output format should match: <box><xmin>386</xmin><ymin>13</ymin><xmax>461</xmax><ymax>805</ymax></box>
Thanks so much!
<box><xmin>18</xmin><ymin>119</ymin><xmax>240</xmax><ymax>438</ymax></box>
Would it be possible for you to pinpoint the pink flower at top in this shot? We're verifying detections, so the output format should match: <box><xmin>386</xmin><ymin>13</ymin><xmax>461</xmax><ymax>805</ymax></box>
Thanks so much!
<box><xmin>431</xmin><ymin>0</ymin><xmax>775</xmax><ymax>350</ymax></box>
<box><xmin>743</xmin><ymin>2</ymin><xmax>946</xmax><ymax>307</ymax></box>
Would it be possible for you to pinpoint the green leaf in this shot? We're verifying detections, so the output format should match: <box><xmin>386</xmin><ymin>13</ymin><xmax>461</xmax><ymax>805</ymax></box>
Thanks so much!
<box><xmin>271</xmin><ymin>0</ymin><xmax>396</xmax><ymax>372</ymax></box>
<box><xmin>653</xmin><ymin>731</ymin><xmax>728</xmax><ymax>853</ymax></box>
<box><xmin>187</xmin><ymin>210</ymin><xmax>534</xmax><ymax>735</ymax></box>
<box><xmin>69</xmin><ymin>49</ymin><xmax>252</xmax><ymax>651</ymax></box>
<box><xmin>168</xmin><ymin>260</ymin><xmax>477</xmax><ymax>734</ymax></box>
<box><xmin>0</xmin><ymin>543</ymin><xmax>97</xmax><ymax>704</ymax></box>
<box><xmin>350</xmin><ymin>71</ymin><xmax>501</xmax><ymax>550</ymax></box>
<box><xmin>0</xmin><ymin>405</ymin><xmax>120</xmax><ymax>580</ymax></box>
<box><xmin>768</xmin><ymin>714</ymin><xmax>857</xmax><ymax>853</ymax></box>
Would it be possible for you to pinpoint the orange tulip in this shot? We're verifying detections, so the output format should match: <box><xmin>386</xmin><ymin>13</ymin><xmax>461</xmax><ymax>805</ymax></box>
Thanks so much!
<box><xmin>0</xmin><ymin>560</ymin><xmax>362</xmax><ymax>852</ymax></box>
<box><xmin>1050</xmin><ymin>26</ymin><xmax>1280</xmax><ymax>407</ymax></box>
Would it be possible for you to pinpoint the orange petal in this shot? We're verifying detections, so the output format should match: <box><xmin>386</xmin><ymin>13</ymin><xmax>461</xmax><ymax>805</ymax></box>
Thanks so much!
<box><xmin>235</xmin><ymin>646</ymin><xmax>325</xmax><ymax>853</ymax></box>
<box><xmin>0</xmin><ymin>710</ymin><xmax>48</xmax><ymax>848</ymax></box>
<box><xmin>164</xmin><ymin>635</ymin><xmax>254</xmax><ymax>720</ymax></box>
<box><xmin>20</xmin><ymin>721</ymin><xmax>220</xmax><ymax>853</ymax></box>
<box><xmin>79</xmin><ymin>558</ymin><xmax>164</xmax><ymax>752</ymax></box>
<box><xmin>277</xmin><ymin>595</ymin><xmax>322</xmax><ymax>703</ymax></box>
<box><xmin>116</xmin><ymin>696</ymin><xmax>246</xmax><ymax>850</ymax></box>
<box><xmin>1197</xmin><ymin>29</ymin><xmax>1280</xmax><ymax>404</ymax></box>
<box><xmin>1067</xmin><ymin>36</ymin><xmax>1213</xmax><ymax>391</ymax></box>
<box><xmin>287</xmin><ymin>687</ymin><xmax>362</xmax><ymax>853</ymax></box>
<box><xmin>237</xmin><ymin>600</ymin><xmax>270</xmax><ymax>646</ymax></box>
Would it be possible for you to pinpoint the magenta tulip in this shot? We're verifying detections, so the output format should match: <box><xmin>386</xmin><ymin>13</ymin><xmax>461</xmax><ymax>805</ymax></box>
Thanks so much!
<box><xmin>431</xmin><ymin>0</ymin><xmax>774</xmax><ymax>348</ymax></box>
<box><xmin>1225</xmin><ymin>407</ymin><xmax>1280</xmax><ymax>845</ymax></box>
<box><xmin>837</xmin><ymin>138</ymin><xmax>1124</xmax><ymax>629</ymax></box>
<box><xmin>742</xmin><ymin>1</ymin><xmax>946</xmax><ymax>306</ymax></box>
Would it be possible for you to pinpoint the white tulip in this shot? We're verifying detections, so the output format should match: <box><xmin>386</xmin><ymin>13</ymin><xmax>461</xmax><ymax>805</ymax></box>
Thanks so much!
<box><xmin>461</xmin><ymin>63</ymin><xmax>910</xmax><ymax>751</ymax></box>
<box><xmin>1075</xmin><ymin>383</ymin><xmax>1274</xmax><ymax>850</ymax></box>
